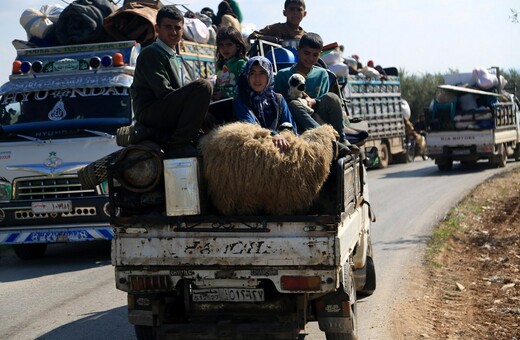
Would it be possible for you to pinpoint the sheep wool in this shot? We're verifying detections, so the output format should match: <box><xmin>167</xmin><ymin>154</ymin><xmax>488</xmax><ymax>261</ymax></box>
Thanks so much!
<box><xmin>198</xmin><ymin>122</ymin><xmax>337</xmax><ymax>215</ymax></box>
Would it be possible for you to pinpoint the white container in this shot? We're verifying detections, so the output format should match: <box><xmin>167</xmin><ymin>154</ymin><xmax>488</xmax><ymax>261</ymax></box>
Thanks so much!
<box><xmin>164</xmin><ymin>158</ymin><xmax>201</xmax><ymax>216</ymax></box>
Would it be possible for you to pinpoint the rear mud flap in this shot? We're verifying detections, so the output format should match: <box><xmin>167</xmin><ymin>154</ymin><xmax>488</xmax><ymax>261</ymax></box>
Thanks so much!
<box><xmin>315</xmin><ymin>289</ymin><xmax>354</xmax><ymax>333</ymax></box>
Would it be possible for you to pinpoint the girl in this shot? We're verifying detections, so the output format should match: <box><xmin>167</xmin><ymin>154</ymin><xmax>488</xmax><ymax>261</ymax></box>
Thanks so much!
<box><xmin>233</xmin><ymin>56</ymin><xmax>298</xmax><ymax>151</ymax></box>
<box><xmin>213</xmin><ymin>26</ymin><xmax>247</xmax><ymax>101</ymax></box>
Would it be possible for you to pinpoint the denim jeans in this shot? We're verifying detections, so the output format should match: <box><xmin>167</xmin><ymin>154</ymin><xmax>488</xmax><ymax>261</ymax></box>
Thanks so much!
<box><xmin>288</xmin><ymin>92</ymin><xmax>348</xmax><ymax>142</ymax></box>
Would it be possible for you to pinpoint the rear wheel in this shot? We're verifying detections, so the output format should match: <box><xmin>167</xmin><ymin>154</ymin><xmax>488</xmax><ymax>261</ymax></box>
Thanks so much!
<box><xmin>513</xmin><ymin>143</ymin><xmax>520</xmax><ymax>161</ymax></box>
<box><xmin>377</xmin><ymin>143</ymin><xmax>389</xmax><ymax>169</ymax></box>
<box><xmin>134</xmin><ymin>325</ymin><xmax>154</xmax><ymax>340</ymax></box>
<box><xmin>13</xmin><ymin>243</ymin><xmax>47</xmax><ymax>260</ymax></box>
<box><xmin>356</xmin><ymin>256</ymin><xmax>376</xmax><ymax>297</ymax></box>
<box><xmin>437</xmin><ymin>158</ymin><xmax>453</xmax><ymax>171</ymax></box>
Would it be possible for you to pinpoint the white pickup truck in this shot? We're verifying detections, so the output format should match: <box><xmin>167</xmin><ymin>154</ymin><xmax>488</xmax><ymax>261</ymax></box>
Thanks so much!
<box><xmin>111</xmin><ymin>151</ymin><xmax>376</xmax><ymax>339</ymax></box>
<box><xmin>426</xmin><ymin>68</ymin><xmax>520</xmax><ymax>171</ymax></box>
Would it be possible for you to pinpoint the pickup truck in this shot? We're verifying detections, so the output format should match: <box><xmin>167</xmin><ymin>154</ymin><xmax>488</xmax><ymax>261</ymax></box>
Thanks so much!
<box><xmin>110</xmin><ymin>146</ymin><xmax>376</xmax><ymax>339</ymax></box>
<box><xmin>426</xmin><ymin>68</ymin><xmax>520</xmax><ymax>171</ymax></box>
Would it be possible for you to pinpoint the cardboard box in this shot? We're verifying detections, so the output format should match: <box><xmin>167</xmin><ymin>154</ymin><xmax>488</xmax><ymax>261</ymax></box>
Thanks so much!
<box><xmin>164</xmin><ymin>157</ymin><xmax>201</xmax><ymax>216</ymax></box>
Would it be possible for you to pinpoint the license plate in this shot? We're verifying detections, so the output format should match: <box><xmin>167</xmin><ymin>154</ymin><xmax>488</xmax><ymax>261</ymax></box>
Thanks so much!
<box><xmin>32</xmin><ymin>200</ymin><xmax>72</xmax><ymax>214</ymax></box>
<box><xmin>452</xmin><ymin>149</ymin><xmax>470</xmax><ymax>155</ymax></box>
<box><xmin>192</xmin><ymin>288</ymin><xmax>265</xmax><ymax>302</ymax></box>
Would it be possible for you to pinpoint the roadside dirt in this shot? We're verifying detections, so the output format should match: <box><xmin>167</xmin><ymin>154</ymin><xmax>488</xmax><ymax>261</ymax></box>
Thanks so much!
<box><xmin>393</xmin><ymin>167</ymin><xmax>520</xmax><ymax>339</ymax></box>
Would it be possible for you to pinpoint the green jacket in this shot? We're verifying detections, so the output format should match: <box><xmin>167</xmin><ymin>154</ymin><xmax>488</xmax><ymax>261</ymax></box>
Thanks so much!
<box><xmin>130</xmin><ymin>42</ymin><xmax>182</xmax><ymax>119</ymax></box>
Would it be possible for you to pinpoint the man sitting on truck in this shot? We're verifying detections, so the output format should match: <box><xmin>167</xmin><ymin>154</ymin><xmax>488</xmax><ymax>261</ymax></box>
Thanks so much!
<box><xmin>129</xmin><ymin>5</ymin><xmax>212</xmax><ymax>157</ymax></box>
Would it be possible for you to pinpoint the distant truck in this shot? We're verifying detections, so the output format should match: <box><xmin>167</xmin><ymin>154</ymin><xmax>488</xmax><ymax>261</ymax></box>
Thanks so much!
<box><xmin>426</xmin><ymin>67</ymin><xmax>520</xmax><ymax>171</ymax></box>
<box><xmin>342</xmin><ymin>71</ymin><xmax>408</xmax><ymax>168</ymax></box>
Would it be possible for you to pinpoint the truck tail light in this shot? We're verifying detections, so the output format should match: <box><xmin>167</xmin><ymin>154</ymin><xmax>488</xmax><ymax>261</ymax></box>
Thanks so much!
<box><xmin>12</xmin><ymin>60</ymin><xmax>22</xmax><ymax>74</ymax></box>
<box><xmin>129</xmin><ymin>275</ymin><xmax>171</xmax><ymax>292</ymax></box>
<box><xmin>113</xmin><ymin>53</ymin><xmax>124</xmax><ymax>66</ymax></box>
<box><xmin>281</xmin><ymin>275</ymin><xmax>321</xmax><ymax>291</ymax></box>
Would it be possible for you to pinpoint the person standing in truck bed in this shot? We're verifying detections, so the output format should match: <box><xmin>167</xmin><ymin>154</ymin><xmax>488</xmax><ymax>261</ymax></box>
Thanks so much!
<box><xmin>130</xmin><ymin>5</ymin><xmax>212</xmax><ymax>157</ymax></box>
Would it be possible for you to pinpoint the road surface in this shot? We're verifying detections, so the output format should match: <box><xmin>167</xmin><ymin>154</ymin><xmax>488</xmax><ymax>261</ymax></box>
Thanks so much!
<box><xmin>1</xmin><ymin>159</ymin><xmax>517</xmax><ymax>339</ymax></box>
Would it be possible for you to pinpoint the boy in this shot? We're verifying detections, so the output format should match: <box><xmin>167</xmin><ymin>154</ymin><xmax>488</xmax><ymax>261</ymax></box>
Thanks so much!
<box><xmin>248</xmin><ymin>0</ymin><xmax>307</xmax><ymax>42</ymax></box>
<box><xmin>274</xmin><ymin>32</ymin><xmax>349</xmax><ymax>143</ymax></box>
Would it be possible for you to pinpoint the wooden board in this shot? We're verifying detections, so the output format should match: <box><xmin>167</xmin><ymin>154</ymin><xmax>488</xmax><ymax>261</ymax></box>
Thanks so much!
<box><xmin>438</xmin><ymin>84</ymin><xmax>502</xmax><ymax>97</ymax></box>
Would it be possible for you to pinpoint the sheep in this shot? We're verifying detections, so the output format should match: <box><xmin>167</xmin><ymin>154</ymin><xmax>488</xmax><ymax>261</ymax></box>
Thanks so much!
<box><xmin>198</xmin><ymin>122</ymin><xmax>337</xmax><ymax>215</ymax></box>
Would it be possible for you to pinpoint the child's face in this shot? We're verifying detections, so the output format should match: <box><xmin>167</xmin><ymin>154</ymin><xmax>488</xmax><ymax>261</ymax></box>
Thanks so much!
<box><xmin>297</xmin><ymin>46</ymin><xmax>322</xmax><ymax>69</ymax></box>
<box><xmin>218</xmin><ymin>39</ymin><xmax>239</xmax><ymax>60</ymax></box>
<box><xmin>283</xmin><ymin>3</ymin><xmax>306</xmax><ymax>26</ymax></box>
<box><xmin>248</xmin><ymin>64</ymin><xmax>269</xmax><ymax>93</ymax></box>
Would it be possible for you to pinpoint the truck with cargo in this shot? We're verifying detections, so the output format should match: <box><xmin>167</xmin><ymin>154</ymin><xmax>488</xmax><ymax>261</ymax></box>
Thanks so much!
<box><xmin>0</xmin><ymin>2</ymin><xmax>216</xmax><ymax>259</ymax></box>
<box><xmin>342</xmin><ymin>71</ymin><xmax>408</xmax><ymax>168</ymax></box>
<box><xmin>426</xmin><ymin>67</ymin><xmax>520</xmax><ymax>171</ymax></box>
<box><xmin>109</xmin><ymin>135</ymin><xmax>377</xmax><ymax>339</ymax></box>
<box><xmin>0</xmin><ymin>40</ymin><xmax>138</xmax><ymax>259</ymax></box>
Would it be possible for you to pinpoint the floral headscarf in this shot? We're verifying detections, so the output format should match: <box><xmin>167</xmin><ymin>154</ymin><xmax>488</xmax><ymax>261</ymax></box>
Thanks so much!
<box><xmin>236</xmin><ymin>56</ymin><xmax>280</xmax><ymax>130</ymax></box>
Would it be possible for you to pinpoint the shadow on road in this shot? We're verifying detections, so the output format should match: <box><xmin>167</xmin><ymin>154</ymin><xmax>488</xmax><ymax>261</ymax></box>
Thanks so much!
<box><xmin>374</xmin><ymin>234</ymin><xmax>430</xmax><ymax>252</ymax></box>
<box><xmin>381</xmin><ymin>160</ymin><xmax>511</xmax><ymax>179</ymax></box>
<box><xmin>35</xmin><ymin>306</ymin><xmax>134</xmax><ymax>340</ymax></box>
<box><xmin>0</xmin><ymin>241</ymin><xmax>111</xmax><ymax>283</ymax></box>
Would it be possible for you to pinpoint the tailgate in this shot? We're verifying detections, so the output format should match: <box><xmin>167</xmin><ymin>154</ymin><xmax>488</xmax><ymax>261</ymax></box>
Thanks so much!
<box><xmin>112</xmin><ymin>223</ymin><xmax>336</xmax><ymax>267</ymax></box>
<box><xmin>427</xmin><ymin>130</ymin><xmax>494</xmax><ymax>147</ymax></box>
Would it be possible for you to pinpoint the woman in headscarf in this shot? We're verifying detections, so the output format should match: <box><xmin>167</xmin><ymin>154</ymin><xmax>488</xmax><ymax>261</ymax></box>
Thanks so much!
<box><xmin>233</xmin><ymin>56</ymin><xmax>297</xmax><ymax>151</ymax></box>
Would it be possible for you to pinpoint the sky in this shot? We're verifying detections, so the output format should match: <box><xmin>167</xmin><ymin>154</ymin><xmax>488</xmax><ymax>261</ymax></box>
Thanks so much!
<box><xmin>0</xmin><ymin>0</ymin><xmax>518</xmax><ymax>84</ymax></box>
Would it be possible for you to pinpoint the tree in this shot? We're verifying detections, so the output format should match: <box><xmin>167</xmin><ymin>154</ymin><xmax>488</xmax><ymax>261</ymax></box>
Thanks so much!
<box><xmin>511</xmin><ymin>8</ymin><xmax>519</xmax><ymax>23</ymax></box>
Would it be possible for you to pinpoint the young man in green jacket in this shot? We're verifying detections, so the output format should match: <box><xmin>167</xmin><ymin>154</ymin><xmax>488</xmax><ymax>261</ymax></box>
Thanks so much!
<box><xmin>129</xmin><ymin>5</ymin><xmax>212</xmax><ymax>156</ymax></box>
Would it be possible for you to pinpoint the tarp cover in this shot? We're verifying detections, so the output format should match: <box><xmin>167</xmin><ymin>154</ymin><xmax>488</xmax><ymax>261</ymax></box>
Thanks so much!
<box><xmin>55</xmin><ymin>0</ymin><xmax>116</xmax><ymax>45</ymax></box>
<box><xmin>104</xmin><ymin>2</ymin><xmax>160</xmax><ymax>47</ymax></box>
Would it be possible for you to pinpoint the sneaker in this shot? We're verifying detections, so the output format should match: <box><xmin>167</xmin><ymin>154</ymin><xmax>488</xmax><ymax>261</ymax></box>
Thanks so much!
<box><xmin>333</xmin><ymin>140</ymin><xmax>360</xmax><ymax>160</ymax></box>
<box><xmin>116</xmin><ymin>122</ymin><xmax>153</xmax><ymax>147</ymax></box>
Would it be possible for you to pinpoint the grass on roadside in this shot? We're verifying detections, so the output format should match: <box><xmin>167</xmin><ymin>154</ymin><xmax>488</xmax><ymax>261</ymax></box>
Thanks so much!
<box><xmin>425</xmin><ymin>170</ymin><xmax>518</xmax><ymax>267</ymax></box>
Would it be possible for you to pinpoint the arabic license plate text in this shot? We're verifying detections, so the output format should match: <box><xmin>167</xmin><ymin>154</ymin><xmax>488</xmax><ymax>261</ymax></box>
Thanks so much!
<box><xmin>192</xmin><ymin>288</ymin><xmax>264</xmax><ymax>302</ymax></box>
<box><xmin>452</xmin><ymin>149</ymin><xmax>470</xmax><ymax>155</ymax></box>
<box><xmin>32</xmin><ymin>200</ymin><xmax>72</xmax><ymax>214</ymax></box>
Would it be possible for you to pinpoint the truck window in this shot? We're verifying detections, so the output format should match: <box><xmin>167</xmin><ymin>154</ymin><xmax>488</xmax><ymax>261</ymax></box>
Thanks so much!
<box><xmin>0</xmin><ymin>86</ymin><xmax>132</xmax><ymax>139</ymax></box>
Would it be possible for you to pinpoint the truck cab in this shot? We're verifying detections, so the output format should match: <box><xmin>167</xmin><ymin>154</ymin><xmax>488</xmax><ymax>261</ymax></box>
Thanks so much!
<box><xmin>0</xmin><ymin>41</ymin><xmax>138</xmax><ymax>259</ymax></box>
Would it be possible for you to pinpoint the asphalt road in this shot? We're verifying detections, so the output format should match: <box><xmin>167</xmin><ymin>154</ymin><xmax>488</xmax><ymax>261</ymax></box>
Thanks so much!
<box><xmin>1</xmin><ymin>158</ymin><xmax>517</xmax><ymax>340</ymax></box>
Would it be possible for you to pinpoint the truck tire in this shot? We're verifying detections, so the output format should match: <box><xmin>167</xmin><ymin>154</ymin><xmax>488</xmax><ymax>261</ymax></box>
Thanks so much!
<box><xmin>134</xmin><ymin>325</ymin><xmax>154</xmax><ymax>340</ymax></box>
<box><xmin>514</xmin><ymin>144</ymin><xmax>520</xmax><ymax>162</ymax></box>
<box><xmin>13</xmin><ymin>243</ymin><xmax>47</xmax><ymax>260</ymax></box>
<box><xmin>356</xmin><ymin>256</ymin><xmax>376</xmax><ymax>297</ymax></box>
<box><xmin>377</xmin><ymin>143</ymin><xmax>389</xmax><ymax>169</ymax></box>
<box><xmin>325</xmin><ymin>266</ymin><xmax>358</xmax><ymax>340</ymax></box>
<box><xmin>437</xmin><ymin>159</ymin><xmax>453</xmax><ymax>171</ymax></box>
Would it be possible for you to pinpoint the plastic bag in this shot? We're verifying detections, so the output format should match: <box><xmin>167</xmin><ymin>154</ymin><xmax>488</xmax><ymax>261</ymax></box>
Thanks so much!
<box><xmin>183</xmin><ymin>17</ymin><xmax>210</xmax><ymax>44</ymax></box>
<box><xmin>20</xmin><ymin>4</ymin><xmax>64</xmax><ymax>40</ymax></box>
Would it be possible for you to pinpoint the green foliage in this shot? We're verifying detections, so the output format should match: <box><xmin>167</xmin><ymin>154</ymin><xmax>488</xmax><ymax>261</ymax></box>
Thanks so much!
<box><xmin>400</xmin><ymin>69</ymin><xmax>443</xmax><ymax>122</ymax></box>
<box><xmin>400</xmin><ymin>68</ymin><xmax>520</xmax><ymax>123</ymax></box>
